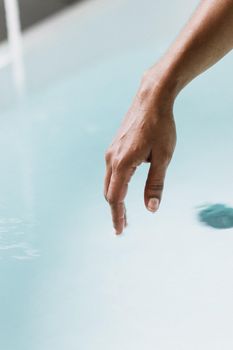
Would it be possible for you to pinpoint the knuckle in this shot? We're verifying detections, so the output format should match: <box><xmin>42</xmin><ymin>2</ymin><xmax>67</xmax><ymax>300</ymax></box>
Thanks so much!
<box><xmin>105</xmin><ymin>149</ymin><xmax>112</xmax><ymax>163</ymax></box>
<box><xmin>112</xmin><ymin>156</ymin><xmax>130</xmax><ymax>172</ymax></box>
<box><xmin>162</xmin><ymin>152</ymin><xmax>172</xmax><ymax>167</ymax></box>
<box><xmin>160</xmin><ymin>145</ymin><xmax>174</xmax><ymax>165</ymax></box>
<box><xmin>106</xmin><ymin>195</ymin><xmax>117</xmax><ymax>206</ymax></box>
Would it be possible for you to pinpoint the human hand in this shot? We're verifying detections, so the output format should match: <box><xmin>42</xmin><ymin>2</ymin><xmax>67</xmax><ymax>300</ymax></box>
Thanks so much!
<box><xmin>104</xmin><ymin>71</ymin><xmax>177</xmax><ymax>235</ymax></box>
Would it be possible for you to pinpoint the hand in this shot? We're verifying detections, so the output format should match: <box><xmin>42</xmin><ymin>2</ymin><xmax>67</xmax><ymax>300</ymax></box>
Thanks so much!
<box><xmin>104</xmin><ymin>71</ymin><xmax>177</xmax><ymax>235</ymax></box>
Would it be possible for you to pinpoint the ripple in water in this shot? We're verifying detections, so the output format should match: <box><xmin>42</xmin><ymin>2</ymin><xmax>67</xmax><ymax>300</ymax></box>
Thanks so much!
<box><xmin>0</xmin><ymin>217</ymin><xmax>39</xmax><ymax>260</ymax></box>
<box><xmin>197</xmin><ymin>203</ymin><xmax>233</xmax><ymax>229</ymax></box>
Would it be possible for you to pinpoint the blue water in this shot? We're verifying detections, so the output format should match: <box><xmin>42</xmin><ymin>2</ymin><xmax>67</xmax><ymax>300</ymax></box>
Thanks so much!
<box><xmin>1</xmin><ymin>2</ymin><xmax>233</xmax><ymax>349</ymax></box>
<box><xmin>198</xmin><ymin>204</ymin><xmax>233</xmax><ymax>229</ymax></box>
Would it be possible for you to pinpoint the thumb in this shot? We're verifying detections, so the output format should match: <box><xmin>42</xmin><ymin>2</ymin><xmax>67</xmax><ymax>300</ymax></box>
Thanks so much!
<box><xmin>144</xmin><ymin>162</ymin><xmax>167</xmax><ymax>212</ymax></box>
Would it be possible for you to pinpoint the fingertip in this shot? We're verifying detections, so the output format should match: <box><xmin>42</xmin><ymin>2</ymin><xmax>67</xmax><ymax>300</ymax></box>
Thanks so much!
<box><xmin>114</xmin><ymin>228</ymin><xmax>123</xmax><ymax>236</ymax></box>
<box><xmin>114</xmin><ymin>223</ymin><xmax>123</xmax><ymax>235</ymax></box>
<box><xmin>115</xmin><ymin>222</ymin><xmax>126</xmax><ymax>235</ymax></box>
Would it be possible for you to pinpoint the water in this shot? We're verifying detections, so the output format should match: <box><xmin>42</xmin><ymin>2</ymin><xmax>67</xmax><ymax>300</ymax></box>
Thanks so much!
<box><xmin>0</xmin><ymin>0</ymin><xmax>233</xmax><ymax>349</ymax></box>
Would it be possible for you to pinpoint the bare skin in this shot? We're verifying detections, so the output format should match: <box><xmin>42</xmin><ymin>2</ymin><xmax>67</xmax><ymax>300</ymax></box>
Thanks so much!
<box><xmin>104</xmin><ymin>0</ymin><xmax>233</xmax><ymax>235</ymax></box>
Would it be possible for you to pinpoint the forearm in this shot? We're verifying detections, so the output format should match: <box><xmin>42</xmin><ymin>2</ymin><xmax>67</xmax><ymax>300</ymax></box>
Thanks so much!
<box><xmin>145</xmin><ymin>0</ymin><xmax>233</xmax><ymax>100</ymax></box>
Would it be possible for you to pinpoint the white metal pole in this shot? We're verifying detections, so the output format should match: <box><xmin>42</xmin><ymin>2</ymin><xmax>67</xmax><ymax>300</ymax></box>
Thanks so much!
<box><xmin>4</xmin><ymin>0</ymin><xmax>25</xmax><ymax>95</ymax></box>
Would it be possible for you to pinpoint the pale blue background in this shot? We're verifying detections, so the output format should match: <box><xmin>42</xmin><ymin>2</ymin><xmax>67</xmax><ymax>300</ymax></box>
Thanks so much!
<box><xmin>0</xmin><ymin>0</ymin><xmax>233</xmax><ymax>349</ymax></box>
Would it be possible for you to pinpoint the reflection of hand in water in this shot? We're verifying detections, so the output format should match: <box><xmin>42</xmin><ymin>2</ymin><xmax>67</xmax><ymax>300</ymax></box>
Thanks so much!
<box><xmin>104</xmin><ymin>0</ymin><xmax>233</xmax><ymax>235</ymax></box>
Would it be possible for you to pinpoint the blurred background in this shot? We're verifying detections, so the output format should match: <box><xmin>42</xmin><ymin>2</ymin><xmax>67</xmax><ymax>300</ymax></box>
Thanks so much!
<box><xmin>0</xmin><ymin>0</ymin><xmax>82</xmax><ymax>42</ymax></box>
<box><xmin>0</xmin><ymin>1</ymin><xmax>233</xmax><ymax>349</ymax></box>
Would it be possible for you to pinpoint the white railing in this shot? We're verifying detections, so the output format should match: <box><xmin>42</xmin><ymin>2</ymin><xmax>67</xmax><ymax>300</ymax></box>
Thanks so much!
<box><xmin>2</xmin><ymin>0</ymin><xmax>25</xmax><ymax>95</ymax></box>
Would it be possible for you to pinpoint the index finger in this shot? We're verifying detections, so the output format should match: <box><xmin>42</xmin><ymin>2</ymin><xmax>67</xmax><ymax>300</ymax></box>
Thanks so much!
<box><xmin>106</xmin><ymin>165</ymin><xmax>136</xmax><ymax>234</ymax></box>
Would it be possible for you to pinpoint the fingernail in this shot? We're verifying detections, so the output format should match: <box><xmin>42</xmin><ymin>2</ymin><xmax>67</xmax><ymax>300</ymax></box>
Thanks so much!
<box><xmin>147</xmin><ymin>198</ymin><xmax>159</xmax><ymax>212</ymax></box>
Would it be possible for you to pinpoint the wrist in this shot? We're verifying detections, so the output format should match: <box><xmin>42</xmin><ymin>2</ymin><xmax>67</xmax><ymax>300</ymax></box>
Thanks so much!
<box><xmin>142</xmin><ymin>60</ymin><xmax>181</xmax><ymax>100</ymax></box>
